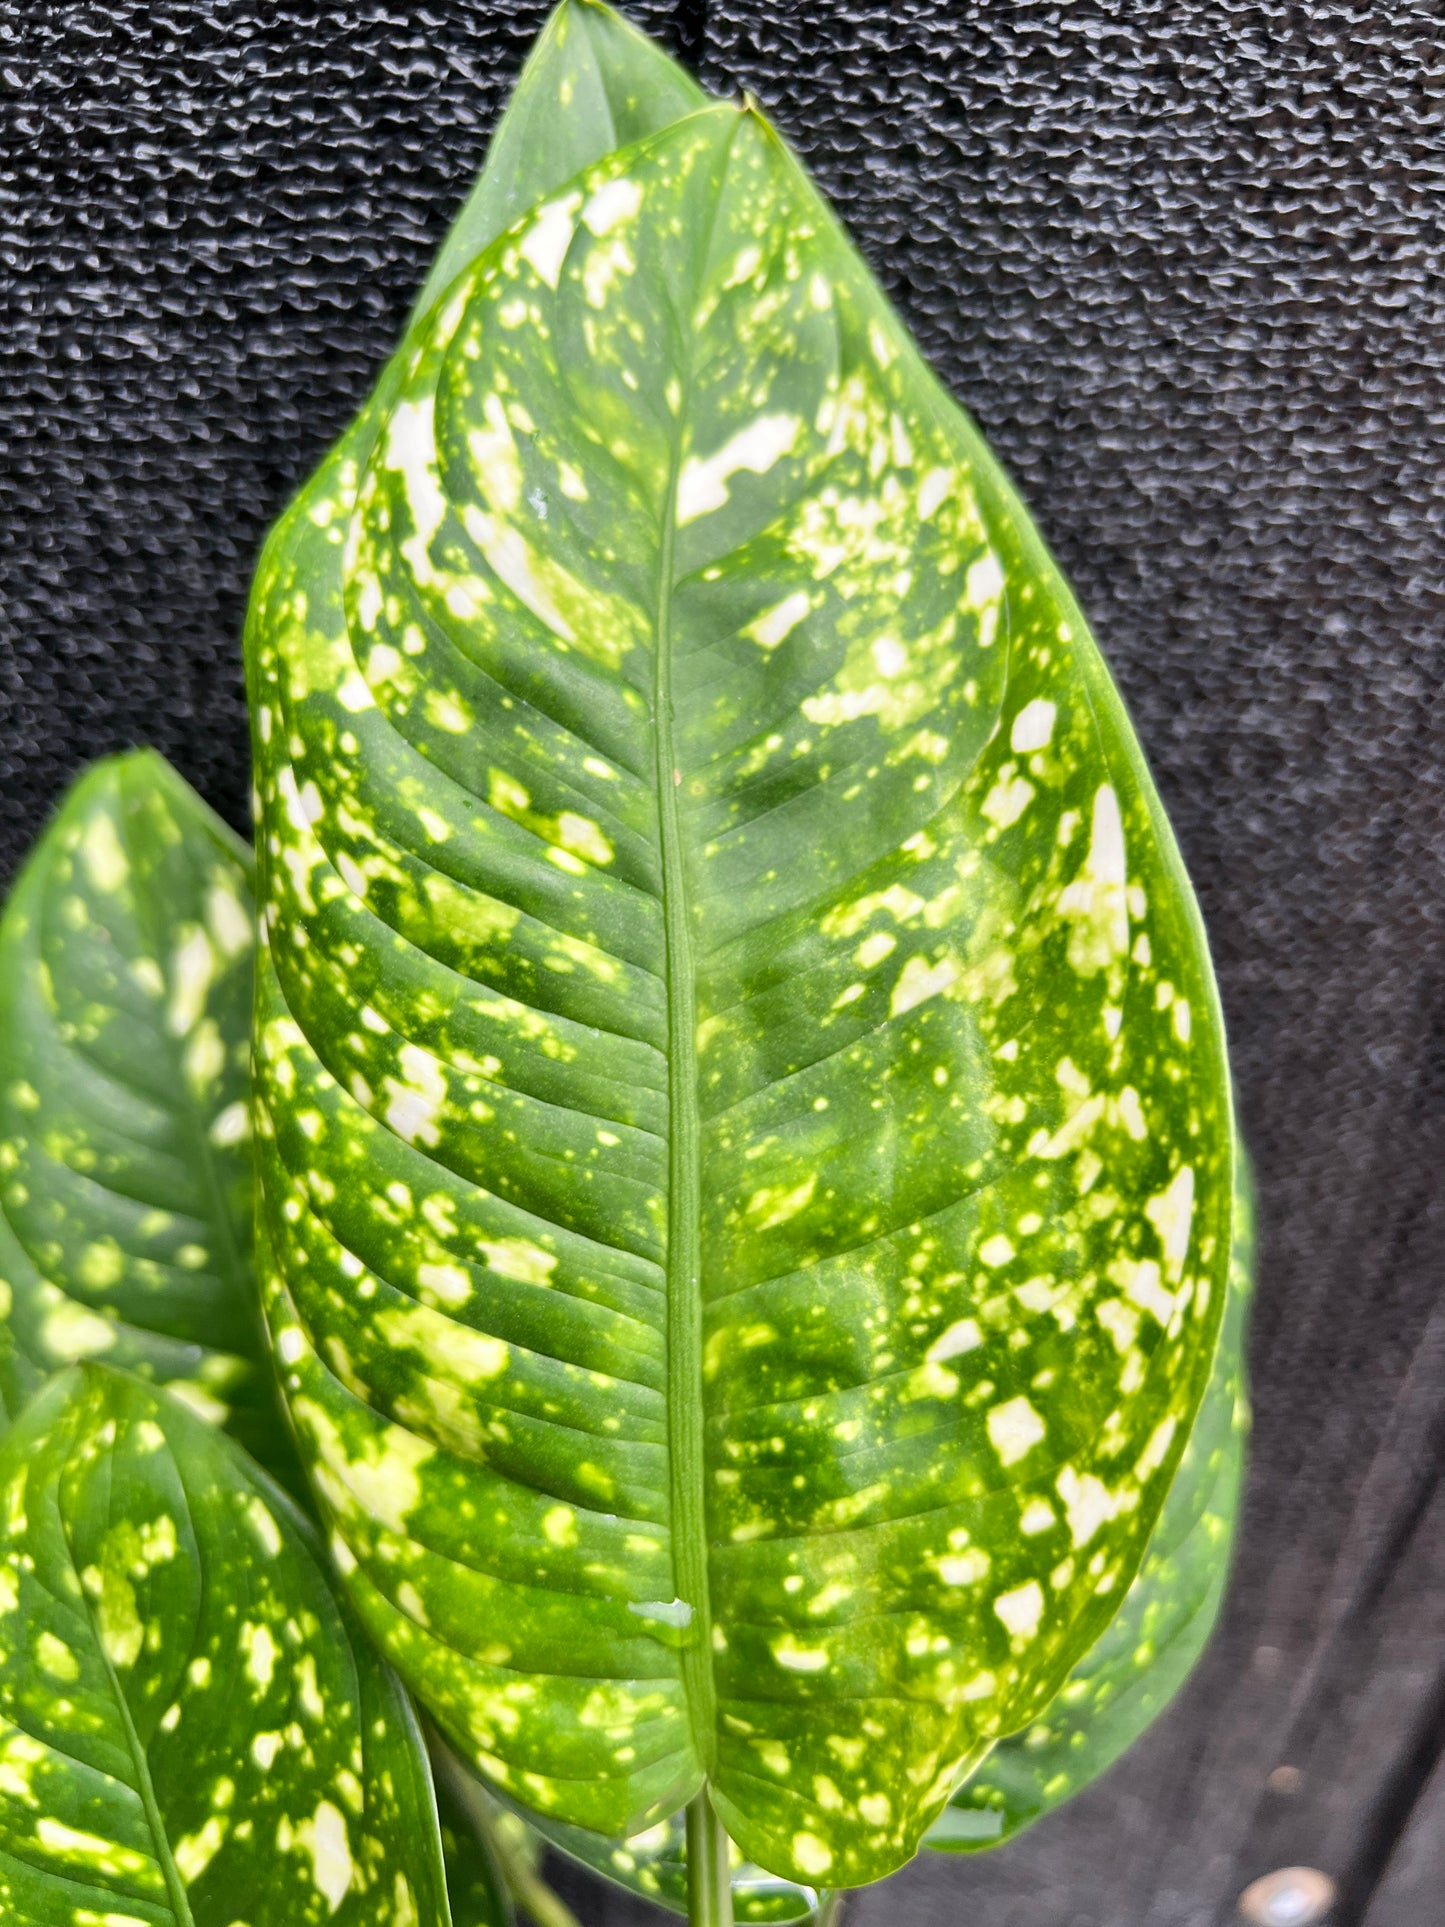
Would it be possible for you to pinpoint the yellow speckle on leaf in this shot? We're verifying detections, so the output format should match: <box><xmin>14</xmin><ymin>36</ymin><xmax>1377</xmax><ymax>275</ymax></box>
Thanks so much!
<box><xmin>772</xmin><ymin>1634</ymin><xmax>829</xmax><ymax>1673</ymax></box>
<box><xmin>676</xmin><ymin>415</ymin><xmax>801</xmax><ymax>523</ymax></box>
<box><xmin>792</xmin><ymin>1832</ymin><xmax>833</xmax><ymax>1876</ymax></box>
<box><xmin>542</xmin><ymin>1506</ymin><xmax>578</xmax><ymax>1548</ymax></box>
<box><xmin>746</xmin><ymin>1177</ymin><xmax>816</xmax><ymax>1230</ymax></box>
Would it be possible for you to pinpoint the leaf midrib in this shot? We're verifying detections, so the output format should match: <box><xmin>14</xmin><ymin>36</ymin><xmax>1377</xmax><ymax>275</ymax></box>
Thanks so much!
<box><xmin>62</xmin><ymin>1495</ymin><xmax>197</xmax><ymax>1927</ymax></box>
<box><xmin>654</xmin><ymin>361</ymin><xmax>716</xmax><ymax>1775</ymax></box>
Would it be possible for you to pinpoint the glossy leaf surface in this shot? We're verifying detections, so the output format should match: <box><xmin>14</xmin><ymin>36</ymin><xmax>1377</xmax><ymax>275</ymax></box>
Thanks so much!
<box><xmin>491</xmin><ymin>1181</ymin><xmax>1251</xmax><ymax>1900</ymax></box>
<box><xmin>0</xmin><ymin>753</ymin><xmax>281</xmax><ymax>1464</ymax></box>
<box><xmin>0</xmin><ymin>1364</ymin><xmax>451</xmax><ymax>1924</ymax></box>
<box><xmin>929</xmin><ymin>1175</ymin><xmax>1252</xmax><ymax>1850</ymax></box>
<box><xmin>247</xmin><ymin>1</ymin><xmax>1238</xmax><ymax>1887</ymax></box>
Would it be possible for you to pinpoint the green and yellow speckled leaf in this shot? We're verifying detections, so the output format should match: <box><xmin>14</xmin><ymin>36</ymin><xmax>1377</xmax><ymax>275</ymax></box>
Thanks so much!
<box><xmin>245</xmin><ymin>0</ymin><xmax>1240</xmax><ymax>1890</ymax></box>
<box><xmin>0</xmin><ymin>1363</ymin><xmax>451</xmax><ymax>1925</ymax></box>
<box><xmin>0</xmin><ymin>1276</ymin><xmax>29</xmax><ymax>1433</ymax></box>
<box><xmin>445</xmin><ymin>1198</ymin><xmax>1251</xmax><ymax>1905</ymax></box>
<box><xmin>0</xmin><ymin>753</ymin><xmax>285</xmax><ymax>1467</ymax></box>
<box><xmin>928</xmin><ymin>1172</ymin><xmax>1252</xmax><ymax>1851</ymax></box>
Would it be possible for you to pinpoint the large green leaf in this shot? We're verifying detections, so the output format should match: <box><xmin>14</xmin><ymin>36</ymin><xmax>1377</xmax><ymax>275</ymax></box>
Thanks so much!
<box><xmin>0</xmin><ymin>753</ymin><xmax>284</xmax><ymax>1467</ymax></box>
<box><xmin>245</xmin><ymin>1</ymin><xmax>1238</xmax><ymax>1889</ymax></box>
<box><xmin>0</xmin><ymin>1363</ymin><xmax>451</xmax><ymax>1924</ymax></box>
<box><xmin>928</xmin><ymin>1170</ymin><xmax>1252</xmax><ymax>1850</ymax></box>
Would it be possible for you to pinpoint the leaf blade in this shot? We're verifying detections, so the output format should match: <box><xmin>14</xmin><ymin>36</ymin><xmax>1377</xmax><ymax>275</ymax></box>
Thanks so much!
<box><xmin>435</xmin><ymin>1768</ymin><xmax>515</xmax><ymax>1927</ymax></box>
<box><xmin>408</xmin><ymin>0</ymin><xmax>706</xmax><ymax>331</ymax></box>
<box><xmin>0</xmin><ymin>753</ymin><xmax>283</xmax><ymax>1465</ymax></box>
<box><xmin>250</xmin><ymin>11</ymin><xmax>1240</xmax><ymax>1888</ymax></box>
<box><xmin>0</xmin><ymin>1362</ymin><xmax>451</xmax><ymax>1924</ymax></box>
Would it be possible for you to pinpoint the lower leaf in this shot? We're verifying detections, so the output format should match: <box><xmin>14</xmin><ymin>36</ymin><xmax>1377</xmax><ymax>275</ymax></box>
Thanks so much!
<box><xmin>0</xmin><ymin>1363</ymin><xmax>451</xmax><ymax>1924</ymax></box>
<box><xmin>436</xmin><ymin>1768</ymin><xmax>514</xmax><ymax>1927</ymax></box>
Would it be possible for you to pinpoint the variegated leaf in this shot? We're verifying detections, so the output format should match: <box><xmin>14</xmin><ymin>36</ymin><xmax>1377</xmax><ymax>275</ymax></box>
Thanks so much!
<box><xmin>929</xmin><ymin>1172</ymin><xmax>1251</xmax><ymax>1850</ymax></box>
<box><xmin>474</xmin><ymin>1177</ymin><xmax>1251</xmax><ymax>1903</ymax></box>
<box><xmin>0</xmin><ymin>1364</ymin><xmax>451</xmax><ymax>1924</ymax></box>
<box><xmin>246</xmin><ymin>0</ymin><xmax>1239</xmax><ymax>1889</ymax></box>
<box><xmin>0</xmin><ymin>753</ymin><xmax>285</xmax><ymax>1470</ymax></box>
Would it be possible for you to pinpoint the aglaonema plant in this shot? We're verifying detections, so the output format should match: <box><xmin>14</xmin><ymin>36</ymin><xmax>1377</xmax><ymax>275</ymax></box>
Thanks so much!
<box><xmin>0</xmin><ymin>4</ymin><xmax>1250</xmax><ymax>1923</ymax></box>
<box><xmin>243</xmin><ymin>0</ymin><xmax>1245</xmax><ymax>1920</ymax></box>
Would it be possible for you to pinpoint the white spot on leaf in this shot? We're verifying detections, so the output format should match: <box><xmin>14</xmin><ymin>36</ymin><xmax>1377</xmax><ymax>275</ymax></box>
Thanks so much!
<box><xmin>1010</xmin><ymin>698</ymin><xmax>1057</xmax><ymax>753</ymax></box>
<box><xmin>1146</xmin><ymin>1166</ymin><xmax>1196</xmax><ymax>1279</ymax></box>
<box><xmin>987</xmin><ymin>1396</ymin><xmax>1046</xmax><ymax>1468</ymax></box>
<box><xmin>581</xmin><ymin>177</ymin><xmax>643</xmax><ymax>237</ymax></box>
<box><xmin>746</xmin><ymin>589</ymin><xmax>811</xmax><ymax>650</ymax></box>
<box><xmin>1056</xmin><ymin>1465</ymin><xmax>1121</xmax><ymax>1548</ymax></box>
<box><xmin>676</xmin><ymin>415</ymin><xmax>801</xmax><ymax>524</ymax></box>
<box><xmin>890</xmin><ymin>954</ymin><xmax>957</xmax><ymax>1018</ymax></box>
<box><xmin>773</xmin><ymin>1634</ymin><xmax>829</xmax><ymax>1673</ymax></box>
<box><xmin>519</xmin><ymin>194</ymin><xmax>580</xmax><ymax>289</ymax></box>
<box><xmin>994</xmin><ymin>1579</ymin><xmax>1045</xmax><ymax>1638</ymax></box>
<box><xmin>928</xmin><ymin>1319</ymin><xmax>983</xmax><ymax>1363</ymax></box>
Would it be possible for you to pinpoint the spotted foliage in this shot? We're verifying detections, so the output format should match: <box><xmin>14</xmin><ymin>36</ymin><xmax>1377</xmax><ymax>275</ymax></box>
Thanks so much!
<box><xmin>0</xmin><ymin>1364</ymin><xmax>451</xmax><ymax>1925</ymax></box>
<box><xmin>246</xmin><ymin>0</ymin><xmax>1240</xmax><ymax>1889</ymax></box>
<box><xmin>464</xmin><ymin>1192</ymin><xmax>1248</xmax><ymax>1910</ymax></box>
<box><xmin>0</xmin><ymin>753</ymin><xmax>286</xmax><ymax>1470</ymax></box>
<box><xmin>930</xmin><ymin>1173</ymin><xmax>1251</xmax><ymax>1851</ymax></box>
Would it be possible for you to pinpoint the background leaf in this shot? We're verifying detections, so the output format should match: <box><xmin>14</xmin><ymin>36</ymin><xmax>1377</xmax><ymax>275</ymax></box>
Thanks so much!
<box><xmin>0</xmin><ymin>1363</ymin><xmax>451</xmax><ymax>1924</ymax></box>
<box><xmin>928</xmin><ymin>1169</ymin><xmax>1253</xmax><ymax>1851</ymax></box>
<box><xmin>0</xmin><ymin>752</ymin><xmax>287</xmax><ymax>1470</ymax></box>
<box><xmin>435</xmin><ymin>1765</ymin><xmax>514</xmax><ymax>1927</ymax></box>
<box><xmin>408</xmin><ymin>0</ymin><xmax>705</xmax><ymax>332</ymax></box>
<box><xmin>248</xmin><ymin>2</ymin><xmax>1239</xmax><ymax>1889</ymax></box>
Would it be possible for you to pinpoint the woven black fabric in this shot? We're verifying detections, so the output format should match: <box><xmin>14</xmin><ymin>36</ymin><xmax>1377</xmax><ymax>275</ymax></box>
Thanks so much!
<box><xmin>3</xmin><ymin>4</ymin><xmax>1444</xmax><ymax>1923</ymax></box>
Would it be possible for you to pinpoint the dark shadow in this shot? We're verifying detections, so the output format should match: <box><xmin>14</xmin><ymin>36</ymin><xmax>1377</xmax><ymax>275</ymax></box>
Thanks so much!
<box><xmin>673</xmin><ymin>0</ymin><xmax>709</xmax><ymax>71</ymax></box>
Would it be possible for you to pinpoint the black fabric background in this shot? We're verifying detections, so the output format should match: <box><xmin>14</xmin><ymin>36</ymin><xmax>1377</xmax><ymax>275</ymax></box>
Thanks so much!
<box><xmin>3</xmin><ymin>5</ymin><xmax>1444</xmax><ymax>1924</ymax></box>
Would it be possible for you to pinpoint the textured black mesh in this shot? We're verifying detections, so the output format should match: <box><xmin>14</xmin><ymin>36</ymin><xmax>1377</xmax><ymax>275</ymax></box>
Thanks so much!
<box><xmin>3</xmin><ymin>4</ymin><xmax>1443</xmax><ymax>1922</ymax></box>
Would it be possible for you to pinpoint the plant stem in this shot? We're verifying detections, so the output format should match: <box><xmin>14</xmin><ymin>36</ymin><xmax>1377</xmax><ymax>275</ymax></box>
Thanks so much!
<box><xmin>685</xmin><ymin>1787</ymin><xmax>735</xmax><ymax>1927</ymax></box>
<box><xmin>814</xmin><ymin>1893</ymin><xmax>847</xmax><ymax>1927</ymax></box>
